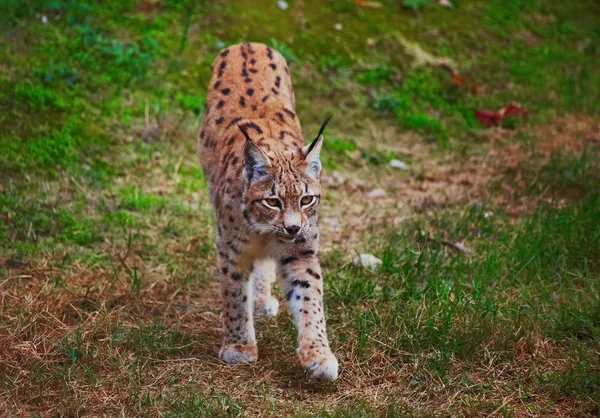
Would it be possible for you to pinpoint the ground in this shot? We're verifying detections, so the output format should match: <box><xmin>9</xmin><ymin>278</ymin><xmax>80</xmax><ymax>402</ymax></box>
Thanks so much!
<box><xmin>1</xmin><ymin>0</ymin><xmax>599</xmax><ymax>416</ymax></box>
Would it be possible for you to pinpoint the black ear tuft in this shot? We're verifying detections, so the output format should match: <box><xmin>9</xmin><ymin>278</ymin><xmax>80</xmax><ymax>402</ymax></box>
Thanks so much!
<box><xmin>305</xmin><ymin>116</ymin><xmax>332</xmax><ymax>156</ymax></box>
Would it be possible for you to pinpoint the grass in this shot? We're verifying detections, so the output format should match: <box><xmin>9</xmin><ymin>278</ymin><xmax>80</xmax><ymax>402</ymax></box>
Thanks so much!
<box><xmin>1</xmin><ymin>0</ymin><xmax>599</xmax><ymax>416</ymax></box>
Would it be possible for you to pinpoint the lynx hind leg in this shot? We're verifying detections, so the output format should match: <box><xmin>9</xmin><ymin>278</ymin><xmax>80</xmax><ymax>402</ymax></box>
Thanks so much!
<box><xmin>251</xmin><ymin>259</ymin><xmax>279</xmax><ymax>318</ymax></box>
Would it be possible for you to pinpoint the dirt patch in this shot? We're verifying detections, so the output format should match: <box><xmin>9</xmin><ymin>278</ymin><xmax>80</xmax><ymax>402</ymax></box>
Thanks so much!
<box><xmin>535</xmin><ymin>113</ymin><xmax>600</xmax><ymax>157</ymax></box>
<box><xmin>316</xmin><ymin>114</ymin><xmax>600</xmax><ymax>253</ymax></box>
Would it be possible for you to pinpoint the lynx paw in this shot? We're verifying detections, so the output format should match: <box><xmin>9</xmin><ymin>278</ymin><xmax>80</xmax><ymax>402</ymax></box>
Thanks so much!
<box><xmin>298</xmin><ymin>350</ymin><xmax>339</xmax><ymax>382</ymax></box>
<box><xmin>254</xmin><ymin>297</ymin><xmax>279</xmax><ymax>318</ymax></box>
<box><xmin>308</xmin><ymin>354</ymin><xmax>338</xmax><ymax>382</ymax></box>
<box><xmin>219</xmin><ymin>344</ymin><xmax>258</xmax><ymax>364</ymax></box>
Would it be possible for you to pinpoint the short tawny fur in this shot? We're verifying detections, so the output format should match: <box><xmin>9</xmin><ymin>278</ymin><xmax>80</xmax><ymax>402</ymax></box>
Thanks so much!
<box><xmin>197</xmin><ymin>43</ymin><xmax>338</xmax><ymax>381</ymax></box>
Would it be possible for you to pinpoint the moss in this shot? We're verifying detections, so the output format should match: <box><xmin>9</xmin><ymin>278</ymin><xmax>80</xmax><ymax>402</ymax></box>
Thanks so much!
<box><xmin>0</xmin><ymin>192</ymin><xmax>98</xmax><ymax>246</ymax></box>
<box><xmin>12</xmin><ymin>81</ymin><xmax>67</xmax><ymax>110</ymax></box>
<box><xmin>118</xmin><ymin>186</ymin><xmax>167</xmax><ymax>212</ymax></box>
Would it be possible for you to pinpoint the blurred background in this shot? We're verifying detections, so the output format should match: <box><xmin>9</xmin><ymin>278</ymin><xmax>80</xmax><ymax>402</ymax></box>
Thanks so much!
<box><xmin>0</xmin><ymin>1</ymin><xmax>599</xmax><ymax>416</ymax></box>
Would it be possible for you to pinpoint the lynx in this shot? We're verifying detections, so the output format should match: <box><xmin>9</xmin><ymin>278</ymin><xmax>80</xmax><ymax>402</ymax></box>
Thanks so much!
<box><xmin>197</xmin><ymin>43</ymin><xmax>338</xmax><ymax>381</ymax></box>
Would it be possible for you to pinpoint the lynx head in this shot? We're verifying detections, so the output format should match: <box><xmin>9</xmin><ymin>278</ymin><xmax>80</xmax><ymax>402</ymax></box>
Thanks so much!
<box><xmin>240</xmin><ymin>118</ymin><xmax>330</xmax><ymax>241</ymax></box>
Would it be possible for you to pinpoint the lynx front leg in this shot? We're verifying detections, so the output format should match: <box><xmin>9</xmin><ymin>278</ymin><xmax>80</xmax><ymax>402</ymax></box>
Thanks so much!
<box><xmin>276</xmin><ymin>240</ymin><xmax>338</xmax><ymax>381</ymax></box>
<box><xmin>251</xmin><ymin>259</ymin><xmax>279</xmax><ymax>318</ymax></box>
<box><xmin>217</xmin><ymin>239</ymin><xmax>257</xmax><ymax>364</ymax></box>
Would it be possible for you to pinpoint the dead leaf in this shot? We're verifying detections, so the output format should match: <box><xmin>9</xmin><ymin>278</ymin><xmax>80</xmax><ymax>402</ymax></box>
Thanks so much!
<box><xmin>352</xmin><ymin>254</ymin><xmax>382</xmax><ymax>270</ymax></box>
<box><xmin>442</xmin><ymin>240</ymin><xmax>472</xmax><ymax>254</ymax></box>
<box><xmin>367</xmin><ymin>188</ymin><xmax>387</xmax><ymax>199</ymax></box>
<box><xmin>395</xmin><ymin>33</ymin><xmax>458</xmax><ymax>72</ymax></box>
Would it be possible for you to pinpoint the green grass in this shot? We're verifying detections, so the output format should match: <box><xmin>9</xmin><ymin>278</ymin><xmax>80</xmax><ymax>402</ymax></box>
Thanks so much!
<box><xmin>1</xmin><ymin>0</ymin><xmax>599</xmax><ymax>416</ymax></box>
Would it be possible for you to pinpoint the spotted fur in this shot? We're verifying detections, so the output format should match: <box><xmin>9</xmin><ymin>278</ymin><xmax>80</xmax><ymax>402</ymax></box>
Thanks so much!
<box><xmin>197</xmin><ymin>43</ymin><xmax>338</xmax><ymax>381</ymax></box>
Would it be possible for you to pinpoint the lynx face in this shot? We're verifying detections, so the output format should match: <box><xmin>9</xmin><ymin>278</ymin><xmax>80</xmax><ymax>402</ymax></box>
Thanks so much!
<box><xmin>242</xmin><ymin>150</ymin><xmax>322</xmax><ymax>241</ymax></box>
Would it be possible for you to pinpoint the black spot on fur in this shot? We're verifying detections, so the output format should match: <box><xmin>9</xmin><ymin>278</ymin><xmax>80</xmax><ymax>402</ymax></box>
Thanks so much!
<box><xmin>242</xmin><ymin>210</ymin><xmax>252</xmax><ymax>223</ymax></box>
<box><xmin>307</xmin><ymin>268</ymin><xmax>321</xmax><ymax>279</ymax></box>
<box><xmin>220</xmin><ymin>49</ymin><xmax>230</xmax><ymax>57</ymax></box>
<box><xmin>269</xmin><ymin>63</ymin><xmax>276</xmax><ymax>70</ymax></box>
<box><xmin>229</xmin><ymin>243</ymin><xmax>241</xmax><ymax>255</ymax></box>
<box><xmin>218</xmin><ymin>61</ymin><xmax>227</xmax><ymax>77</ymax></box>
<box><xmin>239</xmin><ymin>122</ymin><xmax>263</xmax><ymax>135</ymax></box>
<box><xmin>222</xmin><ymin>267</ymin><xmax>228</xmax><ymax>274</ymax></box>
<box><xmin>216</xmin><ymin>100</ymin><xmax>225</xmax><ymax>109</ymax></box>
<box><xmin>286</xmin><ymin>290</ymin><xmax>294</xmax><ymax>301</ymax></box>
<box><xmin>276</xmin><ymin>112</ymin><xmax>284</xmax><ymax>121</ymax></box>
<box><xmin>231</xmin><ymin>157</ymin><xmax>238</xmax><ymax>165</ymax></box>
<box><xmin>239</xmin><ymin>96</ymin><xmax>246</xmax><ymax>107</ymax></box>
<box><xmin>249</xmin><ymin>68</ymin><xmax>257</xmax><ymax>74</ymax></box>
<box><xmin>266</xmin><ymin>47</ymin><xmax>273</xmax><ymax>59</ymax></box>
<box><xmin>283</xmin><ymin>108</ymin><xmax>295</xmax><ymax>118</ymax></box>
<box><xmin>215</xmin><ymin>117</ymin><xmax>224</xmax><ymax>124</ymax></box>
<box><xmin>250</xmin><ymin>58</ymin><xmax>257</xmax><ymax>65</ymax></box>
<box><xmin>292</xmin><ymin>279</ymin><xmax>310</xmax><ymax>288</ymax></box>
<box><xmin>271</xmin><ymin>88</ymin><xmax>279</xmax><ymax>95</ymax></box>
<box><xmin>231</xmin><ymin>272</ymin><xmax>242</xmax><ymax>281</ymax></box>
<box><xmin>261</xmin><ymin>95</ymin><xmax>269</xmax><ymax>103</ymax></box>
<box><xmin>246</xmin><ymin>88</ymin><xmax>254</xmax><ymax>96</ymax></box>
<box><xmin>214</xmin><ymin>80</ymin><xmax>221</xmax><ymax>89</ymax></box>
<box><xmin>281</xmin><ymin>256</ymin><xmax>298</xmax><ymax>265</ymax></box>
<box><xmin>275</xmin><ymin>76</ymin><xmax>281</xmax><ymax>88</ymax></box>
<box><xmin>251</xmin><ymin>105</ymin><xmax>257</xmax><ymax>111</ymax></box>
<box><xmin>226</xmin><ymin>117</ymin><xmax>242</xmax><ymax>129</ymax></box>
<box><xmin>221</xmin><ymin>88</ymin><xmax>230</xmax><ymax>95</ymax></box>
<box><xmin>301</xmin><ymin>250</ymin><xmax>315</xmax><ymax>256</ymax></box>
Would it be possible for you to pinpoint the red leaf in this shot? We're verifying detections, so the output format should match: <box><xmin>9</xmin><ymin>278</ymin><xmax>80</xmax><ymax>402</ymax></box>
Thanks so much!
<box><xmin>475</xmin><ymin>102</ymin><xmax>527</xmax><ymax>127</ymax></box>
<box><xmin>451</xmin><ymin>73</ymin><xmax>463</xmax><ymax>86</ymax></box>
<box><xmin>475</xmin><ymin>110</ymin><xmax>502</xmax><ymax>127</ymax></box>
<box><xmin>501</xmin><ymin>102</ymin><xmax>526</xmax><ymax>117</ymax></box>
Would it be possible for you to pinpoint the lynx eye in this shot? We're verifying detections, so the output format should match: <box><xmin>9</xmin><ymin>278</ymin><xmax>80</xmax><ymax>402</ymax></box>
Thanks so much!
<box><xmin>263</xmin><ymin>198</ymin><xmax>281</xmax><ymax>209</ymax></box>
<box><xmin>300</xmin><ymin>196</ymin><xmax>315</xmax><ymax>206</ymax></box>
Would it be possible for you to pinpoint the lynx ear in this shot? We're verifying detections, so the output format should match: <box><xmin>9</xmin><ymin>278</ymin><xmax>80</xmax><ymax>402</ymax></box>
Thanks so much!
<box><xmin>243</xmin><ymin>139</ymin><xmax>271</xmax><ymax>183</ymax></box>
<box><xmin>302</xmin><ymin>116</ymin><xmax>331</xmax><ymax>178</ymax></box>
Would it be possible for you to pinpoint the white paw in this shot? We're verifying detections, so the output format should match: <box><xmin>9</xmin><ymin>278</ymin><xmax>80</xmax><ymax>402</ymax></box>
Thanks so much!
<box><xmin>219</xmin><ymin>344</ymin><xmax>258</xmax><ymax>364</ymax></box>
<box><xmin>308</xmin><ymin>355</ymin><xmax>339</xmax><ymax>382</ymax></box>
<box><xmin>254</xmin><ymin>297</ymin><xmax>279</xmax><ymax>318</ymax></box>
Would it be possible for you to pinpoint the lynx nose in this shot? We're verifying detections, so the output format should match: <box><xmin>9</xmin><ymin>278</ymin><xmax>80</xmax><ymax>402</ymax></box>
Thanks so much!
<box><xmin>285</xmin><ymin>225</ymin><xmax>301</xmax><ymax>235</ymax></box>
